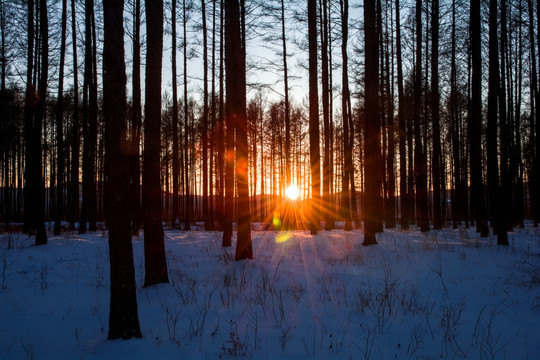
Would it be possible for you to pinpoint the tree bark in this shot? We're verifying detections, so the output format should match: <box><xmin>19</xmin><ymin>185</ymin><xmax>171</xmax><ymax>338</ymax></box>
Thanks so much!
<box><xmin>396</xmin><ymin>0</ymin><xmax>407</xmax><ymax>230</ymax></box>
<box><xmin>130</xmin><ymin>0</ymin><xmax>142</xmax><ymax>234</ymax></box>
<box><xmin>143</xmin><ymin>0</ymin><xmax>169</xmax><ymax>286</ymax></box>
<box><xmin>225</xmin><ymin>0</ymin><xmax>252</xmax><ymax>260</ymax></box>
<box><xmin>363</xmin><ymin>0</ymin><xmax>381</xmax><ymax>245</ymax></box>
<box><xmin>470</xmin><ymin>0</ymin><xmax>489</xmax><ymax>236</ymax></box>
<box><xmin>414</xmin><ymin>0</ymin><xmax>429</xmax><ymax>232</ymax></box>
<box><xmin>69</xmin><ymin>0</ymin><xmax>79</xmax><ymax>231</ymax></box>
<box><xmin>183</xmin><ymin>0</ymin><xmax>191</xmax><ymax>231</ymax></box>
<box><xmin>431</xmin><ymin>0</ymin><xmax>442</xmax><ymax>229</ymax></box>
<box><xmin>103</xmin><ymin>0</ymin><xmax>142</xmax><ymax>339</ymax></box>
<box><xmin>308</xmin><ymin>0</ymin><xmax>320</xmax><ymax>234</ymax></box>
<box><xmin>172</xmin><ymin>0</ymin><xmax>180</xmax><ymax>227</ymax></box>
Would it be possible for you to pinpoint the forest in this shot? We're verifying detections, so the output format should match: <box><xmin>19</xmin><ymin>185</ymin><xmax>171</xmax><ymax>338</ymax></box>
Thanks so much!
<box><xmin>1</xmin><ymin>0</ymin><xmax>540</xmax><ymax>351</ymax></box>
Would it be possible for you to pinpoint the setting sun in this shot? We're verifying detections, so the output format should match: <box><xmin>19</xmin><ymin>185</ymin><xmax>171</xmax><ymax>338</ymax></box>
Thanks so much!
<box><xmin>285</xmin><ymin>185</ymin><xmax>300</xmax><ymax>200</ymax></box>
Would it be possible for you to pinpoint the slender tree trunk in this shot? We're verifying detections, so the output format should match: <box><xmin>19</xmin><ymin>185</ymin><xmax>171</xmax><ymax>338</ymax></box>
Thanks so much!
<box><xmin>396</xmin><ymin>0</ymin><xmax>407</xmax><ymax>230</ymax></box>
<box><xmin>70</xmin><ymin>0</ymin><xmax>79</xmax><ymax>231</ymax></box>
<box><xmin>103</xmin><ymin>0</ymin><xmax>142</xmax><ymax>339</ymax></box>
<box><xmin>222</xmin><ymin>0</ymin><xmax>234</xmax><ymax>247</ymax></box>
<box><xmin>143</xmin><ymin>0</ymin><xmax>169</xmax><ymax>286</ymax></box>
<box><xmin>340</xmin><ymin>0</ymin><xmax>352</xmax><ymax>230</ymax></box>
<box><xmin>470</xmin><ymin>0</ymin><xmax>489</xmax><ymax>236</ymax></box>
<box><xmin>487</xmin><ymin>0</ymin><xmax>508</xmax><ymax>245</ymax></box>
<box><xmin>414</xmin><ymin>0</ymin><xmax>429</xmax><ymax>232</ymax></box>
<box><xmin>217</xmin><ymin>0</ymin><xmax>225</xmax><ymax>229</ymax></box>
<box><xmin>172</xmin><ymin>0</ymin><xmax>180</xmax><ymax>227</ymax></box>
<box><xmin>54</xmin><ymin>0</ymin><xmax>67</xmax><ymax>236</ymax></box>
<box><xmin>130</xmin><ymin>0</ymin><xmax>142</xmax><ymax>234</ymax></box>
<box><xmin>23</xmin><ymin>0</ymin><xmax>35</xmax><ymax>236</ymax></box>
<box><xmin>385</xmin><ymin>2</ymin><xmax>396</xmax><ymax>229</ymax></box>
<box><xmin>499</xmin><ymin>0</ymin><xmax>511</xmax><ymax>233</ymax></box>
<box><xmin>319</xmin><ymin>0</ymin><xmax>332</xmax><ymax>230</ymax></box>
<box><xmin>209</xmin><ymin>0</ymin><xmax>217</xmax><ymax>229</ymax></box>
<box><xmin>450</xmin><ymin>0</ymin><xmax>461</xmax><ymax>228</ymax></box>
<box><xmin>183</xmin><ymin>0</ymin><xmax>191</xmax><ymax>231</ymax></box>
<box><xmin>32</xmin><ymin>0</ymin><xmax>48</xmax><ymax>244</ymax></box>
<box><xmin>431</xmin><ymin>0</ymin><xmax>442</xmax><ymax>229</ymax></box>
<box><xmin>202</xmin><ymin>0</ymin><xmax>209</xmax><ymax>229</ymax></box>
<box><xmin>308</xmin><ymin>0</ymin><xmax>320</xmax><ymax>234</ymax></box>
<box><xmin>363</xmin><ymin>0</ymin><xmax>381</xmax><ymax>245</ymax></box>
<box><xmin>281</xmin><ymin>0</ymin><xmax>291</xmax><ymax>189</ymax></box>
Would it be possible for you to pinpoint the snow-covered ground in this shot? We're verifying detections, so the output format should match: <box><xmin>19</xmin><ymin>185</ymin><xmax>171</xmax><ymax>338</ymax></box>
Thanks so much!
<box><xmin>1</xmin><ymin>223</ymin><xmax>539</xmax><ymax>359</ymax></box>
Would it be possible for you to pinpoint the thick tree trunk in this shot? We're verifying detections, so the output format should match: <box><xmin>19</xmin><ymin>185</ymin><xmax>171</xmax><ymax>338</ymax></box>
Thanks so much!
<box><xmin>224</xmin><ymin>0</ymin><xmax>252</xmax><ymax>260</ymax></box>
<box><xmin>363</xmin><ymin>0</ymin><xmax>381</xmax><ymax>245</ymax></box>
<box><xmin>103</xmin><ymin>0</ymin><xmax>142</xmax><ymax>340</ymax></box>
<box><xmin>143</xmin><ymin>0</ymin><xmax>169</xmax><ymax>286</ymax></box>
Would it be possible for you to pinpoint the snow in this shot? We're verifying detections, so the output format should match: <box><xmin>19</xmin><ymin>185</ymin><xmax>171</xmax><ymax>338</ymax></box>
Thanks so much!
<box><xmin>1</xmin><ymin>224</ymin><xmax>540</xmax><ymax>359</ymax></box>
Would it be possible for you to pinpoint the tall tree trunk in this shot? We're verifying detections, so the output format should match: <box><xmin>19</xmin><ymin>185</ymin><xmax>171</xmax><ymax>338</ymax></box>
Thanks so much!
<box><xmin>363</xmin><ymin>0</ymin><xmax>381</xmax><ymax>245</ymax></box>
<box><xmin>536</xmin><ymin>0</ymin><xmax>540</xmax><ymax>226</ymax></box>
<box><xmin>172</xmin><ymin>0</ymin><xmax>180</xmax><ymax>227</ymax></box>
<box><xmin>217</xmin><ymin>0</ymin><xmax>225</xmax><ymax>229</ymax></box>
<box><xmin>384</xmin><ymin>2</ymin><xmax>396</xmax><ymax>229</ymax></box>
<box><xmin>209</xmin><ymin>0</ymin><xmax>217</xmax><ymax>229</ymax></box>
<box><xmin>450</xmin><ymin>0</ymin><xmax>461</xmax><ymax>228</ymax></box>
<box><xmin>281</xmin><ymin>0</ymin><xmax>291</xmax><ymax>189</ymax></box>
<box><xmin>143</xmin><ymin>0</ymin><xmax>169</xmax><ymax>286</ymax></box>
<box><xmin>431</xmin><ymin>0</ymin><xmax>442</xmax><ymax>229</ymax></box>
<box><xmin>319</xmin><ymin>0</ymin><xmax>332</xmax><ymax>230</ymax></box>
<box><xmin>31</xmin><ymin>0</ymin><xmax>47</xmax><ymax>244</ymax></box>
<box><xmin>414</xmin><ymin>0</ymin><xmax>429</xmax><ymax>232</ymax></box>
<box><xmin>202</xmin><ymin>0</ymin><xmax>209</xmax><ymax>229</ymax></box>
<box><xmin>515</xmin><ymin>0</ymin><xmax>525</xmax><ymax>228</ymax></box>
<box><xmin>224</xmin><ymin>0</ymin><xmax>252</xmax><ymax>259</ymax></box>
<box><xmin>487</xmin><ymin>0</ymin><xmax>508</xmax><ymax>244</ymax></box>
<box><xmin>130</xmin><ymin>0</ymin><xmax>142</xmax><ymax>234</ymax></box>
<box><xmin>54</xmin><ymin>0</ymin><xmax>67</xmax><ymax>236</ymax></box>
<box><xmin>340</xmin><ymin>0</ymin><xmax>352</xmax><ymax>230</ymax></box>
<box><xmin>222</xmin><ymin>0</ymin><xmax>234</xmax><ymax>247</ymax></box>
<box><xmin>308</xmin><ymin>0</ymin><xmax>320</xmax><ymax>234</ymax></box>
<box><xmin>470</xmin><ymin>0</ymin><xmax>489</xmax><ymax>236</ymax></box>
<box><xmin>80</xmin><ymin>0</ymin><xmax>97</xmax><ymax>233</ymax></box>
<box><xmin>499</xmin><ymin>0</ymin><xmax>511</xmax><ymax>233</ymax></box>
<box><xmin>70</xmin><ymin>0</ymin><xmax>79</xmax><ymax>231</ymax></box>
<box><xmin>396</xmin><ymin>0</ymin><xmax>407</xmax><ymax>230</ymax></box>
<box><xmin>23</xmin><ymin>0</ymin><xmax>35</xmax><ymax>236</ymax></box>
<box><xmin>183</xmin><ymin>0</ymin><xmax>191</xmax><ymax>231</ymax></box>
<box><xmin>103</xmin><ymin>0</ymin><xmax>142</xmax><ymax>339</ymax></box>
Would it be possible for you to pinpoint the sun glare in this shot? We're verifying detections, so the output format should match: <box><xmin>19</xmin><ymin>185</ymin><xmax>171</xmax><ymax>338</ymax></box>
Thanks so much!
<box><xmin>285</xmin><ymin>185</ymin><xmax>300</xmax><ymax>200</ymax></box>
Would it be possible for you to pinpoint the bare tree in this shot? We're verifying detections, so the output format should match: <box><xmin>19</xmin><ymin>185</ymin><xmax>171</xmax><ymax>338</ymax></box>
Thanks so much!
<box><xmin>103</xmin><ymin>0</ymin><xmax>142</xmax><ymax>339</ymax></box>
<box><xmin>308</xmin><ymin>0</ymin><xmax>320</xmax><ymax>234</ymax></box>
<box><xmin>363</xmin><ymin>0</ymin><xmax>381</xmax><ymax>245</ymax></box>
<box><xmin>143</xmin><ymin>0</ymin><xmax>169</xmax><ymax>286</ymax></box>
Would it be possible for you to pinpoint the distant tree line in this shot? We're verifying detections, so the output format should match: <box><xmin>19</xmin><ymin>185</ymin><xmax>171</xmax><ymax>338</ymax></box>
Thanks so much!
<box><xmin>2</xmin><ymin>0</ymin><xmax>540</xmax><ymax>240</ymax></box>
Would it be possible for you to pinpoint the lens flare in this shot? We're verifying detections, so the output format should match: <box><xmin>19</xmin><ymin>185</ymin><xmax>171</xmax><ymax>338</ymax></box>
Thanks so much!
<box><xmin>285</xmin><ymin>185</ymin><xmax>300</xmax><ymax>200</ymax></box>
